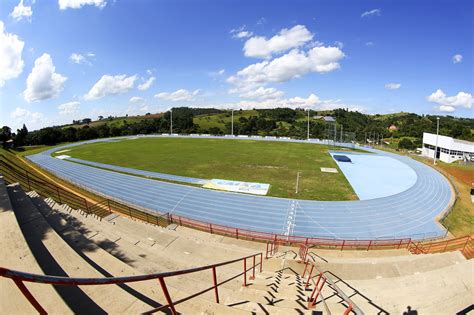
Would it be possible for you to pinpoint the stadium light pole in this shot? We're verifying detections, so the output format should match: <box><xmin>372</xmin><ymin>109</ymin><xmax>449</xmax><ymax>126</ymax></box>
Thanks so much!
<box><xmin>434</xmin><ymin>117</ymin><xmax>440</xmax><ymax>165</ymax></box>
<box><xmin>170</xmin><ymin>109</ymin><xmax>173</xmax><ymax>134</ymax></box>
<box><xmin>307</xmin><ymin>109</ymin><xmax>310</xmax><ymax>140</ymax></box>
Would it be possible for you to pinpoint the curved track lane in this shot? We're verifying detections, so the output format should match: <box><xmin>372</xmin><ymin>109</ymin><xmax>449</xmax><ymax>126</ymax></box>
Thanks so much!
<box><xmin>27</xmin><ymin>136</ymin><xmax>452</xmax><ymax>240</ymax></box>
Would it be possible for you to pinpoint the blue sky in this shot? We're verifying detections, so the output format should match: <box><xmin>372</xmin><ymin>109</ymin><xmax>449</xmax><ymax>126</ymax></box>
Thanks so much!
<box><xmin>0</xmin><ymin>0</ymin><xmax>472</xmax><ymax>131</ymax></box>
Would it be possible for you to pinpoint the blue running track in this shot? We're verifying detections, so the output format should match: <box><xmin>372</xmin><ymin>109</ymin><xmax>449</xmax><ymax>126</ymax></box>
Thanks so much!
<box><xmin>27</xmin><ymin>135</ymin><xmax>453</xmax><ymax>240</ymax></box>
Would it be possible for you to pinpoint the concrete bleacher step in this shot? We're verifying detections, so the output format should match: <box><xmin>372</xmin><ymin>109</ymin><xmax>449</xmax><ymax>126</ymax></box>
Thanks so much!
<box><xmin>0</xmin><ymin>180</ymin><xmax>72</xmax><ymax>314</ymax></box>
<box><xmin>30</xmin><ymin>193</ymin><xmax>248</xmax><ymax>314</ymax></box>
<box><xmin>6</xmin><ymin>184</ymin><xmax>154</xmax><ymax>313</ymax></box>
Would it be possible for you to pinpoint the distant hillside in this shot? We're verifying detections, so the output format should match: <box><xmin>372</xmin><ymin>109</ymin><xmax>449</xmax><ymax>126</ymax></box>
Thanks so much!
<box><xmin>2</xmin><ymin>107</ymin><xmax>473</xmax><ymax>148</ymax></box>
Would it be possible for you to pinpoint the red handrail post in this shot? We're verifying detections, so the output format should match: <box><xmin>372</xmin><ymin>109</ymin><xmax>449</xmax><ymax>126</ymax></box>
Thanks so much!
<box><xmin>259</xmin><ymin>253</ymin><xmax>263</xmax><ymax>272</ymax></box>
<box><xmin>302</xmin><ymin>260</ymin><xmax>309</xmax><ymax>277</ymax></box>
<box><xmin>13</xmin><ymin>279</ymin><xmax>47</xmax><ymax>315</ymax></box>
<box><xmin>265</xmin><ymin>242</ymin><xmax>269</xmax><ymax>259</ymax></box>
<box><xmin>158</xmin><ymin>277</ymin><xmax>177</xmax><ymax>315</ymax></box>
<box><xmin>179</xmin><ymin>216</ymin><xmax>182</xmax><ymax>226</ymax></box>
<box><xmin>250</xmin><ymin>255</ymin><xmax>256</xmax><ymax>280</ymax></box>
<box><xmin>308</xmin><ymin>272</ymin><xmax>323</xmax><ymax>302</ymax></box>
<box><xmin>209</xmin><ymin>223</ymin><xmax>213</xmax><ymax>234</ymax></box>
<box><xmin>397</xmin><ymin>239</ymin><xmax>403</xmax><ymax>249</ymax></box>
<box><xmin>236</xmin><ymin>228</ymin><xmax>239</xmax><ymax>239</ymax></box>
<box><xmin>367</xmin><ymin>240</ymin><xmax>372</xmax><ymax>251</ymax></box>
<box><xmin>305</xmin><ymin>264</ymin><xmax>314</xmax><ymax>288</ymax></box>
<box><xmin>343</xmin><ymin>304</ymin><xmax>353</xmax><ymax>315</ymax></box>
<box><xmin>212</xmin><ymin>266</ymin><xmax>219</xmax><ymax>303</ymax></box>
<box><xmin>341</xmin><ymin>240</ymin><xmax>345</xmax><ymax>251</ymax></box>
<box><xmin>242</xmin><ymin>258</ymin><xmax>247</xmax><ymax>287</ymax></box>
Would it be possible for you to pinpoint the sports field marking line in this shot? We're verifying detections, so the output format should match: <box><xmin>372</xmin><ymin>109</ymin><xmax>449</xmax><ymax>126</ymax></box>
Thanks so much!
<box><xmin>169</xmin><ymin>189</ymin><xmax>193</xmax><ymax>214</ymax></box>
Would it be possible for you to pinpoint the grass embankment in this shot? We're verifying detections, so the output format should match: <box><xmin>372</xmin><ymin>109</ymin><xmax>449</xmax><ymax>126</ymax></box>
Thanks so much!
<box><xmin>60</xmin><ymin>137</ymin><xmax>357</xmax><ymax>201</ymax></box>
<box><xmin>434</xmin><ymin>162</ymin><xmax>474</xmax><ymax>237</ymax></box>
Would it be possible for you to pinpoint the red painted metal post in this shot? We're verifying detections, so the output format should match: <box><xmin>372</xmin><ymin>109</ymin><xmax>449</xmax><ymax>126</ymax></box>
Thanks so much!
<box><xmin>311</xmin><ymin>278</ymin><xmax>326</xmax><ymax>306</ymax></box>
<box><xmin>179</xmin><ymin>216</ymin><xmax>182</xmax><ymax>226</ymax></box>
<box><xmin>242</xmin><ymin>258</ymin><xmax>247</xmax><ymax>287</ymax></box>
<box><xmin>302</xmin><ymin>260</ymin><xmax>309</xmax><ymax>277</ymax></box>
<box><xmin>259</xmin><ymin>253</ymin><xmax>263</xmax><ymax>272</ymax></box>
<box><xmin>367</xmin><ymin>240</ymin><xmax>372</xmax><ymax>251</ymax></box>
<box><xmin>236</xmin><ymin>228</ymin><xmax>239</xmax><ymax>239</ymax></box>
<box><xmin>250</xmin><ymin>255</ymin><xmax>256</xmax><ymax>280</ymax></box>
<box><xmin>158</xmin><ymin>277</ymin><xmax>177</xmax><ymax>315</ymax></box>
<box><xmin>343</xmin><ymin>304</ymin><xmax>353</xmax><ymax>315</ymax></box>
<box><xmin>212</xmin><ymin>266</ymin><xmax>219</xmax><ymax>303</ymax></box>
<box><xmin>341</xmin><ymin>240</ymin><xmax>345</xmax><ymax>251</ymax></box>
<box><xmin>265</xmin><ymin>242</ymin><xmax>269</xmax><ymax>259</ymax></box>
<box><xmin>308</xmin><ymin>272</ymin><xmax>323</xmax><ymax>302</ymax></box>
<box><xmin>305</xmin><ymin>264</ymin><xmax>314</xmax><ymax>288</ymax></box>
<box><xmin>13</xmin><ymin>279</ymin><xmax>46</xmax><ymax>315</ymax></box>
<box><xmin>209</xmin><ymin>223</ymin><xmax>213</xmax><ymax>234</ymax></box>
<box><xmin>128</xmin><ymin>207</ymin><xmax>132</xmax><ymax>218</ymax></box>
<box><xmin>397</xmin><ymin>239</ymin><xmax>403</xmax><ymax>249</ymax></box>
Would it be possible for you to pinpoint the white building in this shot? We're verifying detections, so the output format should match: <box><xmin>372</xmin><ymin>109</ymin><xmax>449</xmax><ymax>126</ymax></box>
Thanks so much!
<box><xmin>422</xmin><ymin>132</ymin><xmax>474</xmax><ymax>163</ymax></box>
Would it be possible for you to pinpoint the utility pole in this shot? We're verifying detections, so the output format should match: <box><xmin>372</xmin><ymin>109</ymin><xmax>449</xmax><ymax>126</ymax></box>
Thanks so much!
<box><xmin>434</xmin><ymin>117</ymin><xmax>440</xmax><ymax>165</ymax></box>
<box><xmin>170</xmin><ymin>109</ymin><xmax>173</xmax><ymax>134</ymax></box>
<box><xmin>307</xmin><ymin>109</ymin><xmax>310</xmax><ymax>140</ymax></box>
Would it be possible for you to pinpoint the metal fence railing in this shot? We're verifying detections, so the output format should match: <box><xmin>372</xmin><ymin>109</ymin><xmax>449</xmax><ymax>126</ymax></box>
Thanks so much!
<box><xmin>298</xmin><ymin>244</ymin><xmax>362</xmax><ymax>314</ymax></box>
<box><xmin>408</xmin><ymin>235</ymin><xmax>473</xmax><ymax>259</ymax></box>
<box><xmin>1</xmin><ymin>153</ymin><xmax>471</xmax><ymax>257</ymax></box>
<box><xmin>0</xmin><ymin>155</ymin><xmax>170</xmax><ymax>227</ymax></box>
<box><xmin>0</xmin><ymin>252</ymin><xmax>263</xmax><ymax>314</ymax></box>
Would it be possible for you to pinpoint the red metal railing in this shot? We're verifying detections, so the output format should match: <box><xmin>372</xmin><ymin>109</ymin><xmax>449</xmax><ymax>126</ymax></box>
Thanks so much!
<box><xmin>265</xmin><ymin>240</ymin><xmax>280</xmax><ymax>259</ymax></box>
<box><xmin>2</xmin><ymin>154</ymin><xmax>470</xmax><ymax>256</ymax></box>
<box><xmin>0</xmin><ymin>252</ymin><xmax>263</xmax><ymax>314</ymax></box>
<box><xmin>299</xmin><ymin>244</ymin><xmax>362</xmax><ymax>314</ymax></box>
<box><xmin>409</xmin><ymin>235</ymin><xmax>473</xmax><ymax>258</ymax></box>
<box><xmin>169</xmin><ymin>213</ymin><xmax>413</xmax><ymax>251</ymax></box>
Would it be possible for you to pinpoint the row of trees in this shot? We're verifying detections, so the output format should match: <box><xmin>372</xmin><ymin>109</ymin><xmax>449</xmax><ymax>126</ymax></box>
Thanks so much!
<box><xmin>1</xmin><ymin>107</ymin><xmax>473</xmax><ymax>148</ymax></box>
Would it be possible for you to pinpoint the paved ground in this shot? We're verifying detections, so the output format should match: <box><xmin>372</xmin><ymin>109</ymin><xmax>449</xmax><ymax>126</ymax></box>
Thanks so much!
<box><xmin>329</xmin><ymin>151</ymin><xmax>418</xmax><ymax>200</ymax></box>
<box><xmin>27</xmin><ymin>135</ymin><xmax>452</xmax><ymax>240</ymax></box>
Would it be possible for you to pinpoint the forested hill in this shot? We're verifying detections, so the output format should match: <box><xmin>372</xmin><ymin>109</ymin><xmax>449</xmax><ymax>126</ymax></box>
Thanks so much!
<box><xmin>1</xmin><ymin>107</ymin><xmax>473</xmax><ymax>148</ymax></box>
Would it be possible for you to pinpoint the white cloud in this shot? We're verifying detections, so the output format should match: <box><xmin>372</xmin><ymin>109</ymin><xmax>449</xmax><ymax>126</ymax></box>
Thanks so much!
<box><xmin>11</xmin><ymin>107</ymin><xmax>43</xmax><ymax>123</ymax></box>
<box><xmin>69</xmin><ymin>52</ymin><xmax>94</xmax><ymax>65</ymax></box>
<box><xmin>230</xmin><ymin>26</ymin><xmax>253</xmax><ymax>39</ymax></box>
<box><xmin>361</xmin><ymin>9</ymin><xmax>381</xmax><ymax>18</ymax></box>
<box><xmin>228</xmin><ymin>46</ymin><xmax>344</xmax><ymax>91</ymax></box>
<box><xmin>58</xmin><ymin>0</ymin><xmax>106</xmax><ymax>10</ymax></box>
<box><xmin>427</xmin><ymin>89</ymin><xmax>473</xmax><ymax>112</ymax></box>
<box><xmin>243</xmin><ymin>25</ymin><xmax>313</xmax><ymax>59</ymax></box>
<box><xmin>58</xmin><ymin>101</ymin><xmax>80</xmax><ymax>115</ymax></box>
<box><xmin>334</xmin><ymin>41</ymin><xmax>344</xmax><ymax>49</ymax></box>
<box><xmin>365</xmin><ymin>41</ymin><xmax>374</xmax><ymax>47</ymax></box>
<box><xmin>137</xmin><ymin>76</ymin><xmax>155</xmax><ymax>91</ymax></box>
<box><xmin>237</xmin><ymin>87</ymin><xmax>284</xmax><ymax>100</ymax></box>
<box><xmin>0</xmin><ymin>21</ymin><xmax>25</xmax><ymax>87</ymax></box>
<box><xmin>10</xmin><ymin>0</ymin><xmax>33</xmax><ymax>21</ymax></box>
<box><xmin>154</xmin><ymin>89</ymin><xmax>200</xmax><ymax>102</ymax></box>
<box><xmin>385</xmin><ymin>83</ymin><xmax>401</xmax><ymax>90</ymax></box>
<box><xmin>218</xmin><ymin>69</ymin><xmax>225</xmax><ymax>75</ymax></box>
<box><xmin>24</xmin><ymin>53</ymin><xmax>67</xmax><ymax>102</ymax></box>
<box><xmin>452</xmin><ymin>54</ymin><xmax>463</xmax><ymax>64</ymax></box>
<box><xmin>438</xmin><ymin>105</ymin><xmax>455</xmax><ymax>113</ymax></box>
<box><xmin>84</xmin><ymin>74</ymin><xmax>137</xmax><ymax>100</ymax></box>
<box><xmin>204</xmin><ymin>93</ymin><xmax>364</xmax><ymax>112</ymax></box>
<box><xmin>129</xmin><ymin>96</ymin><xmax>145</xmax><ymax>104</ymax></box>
